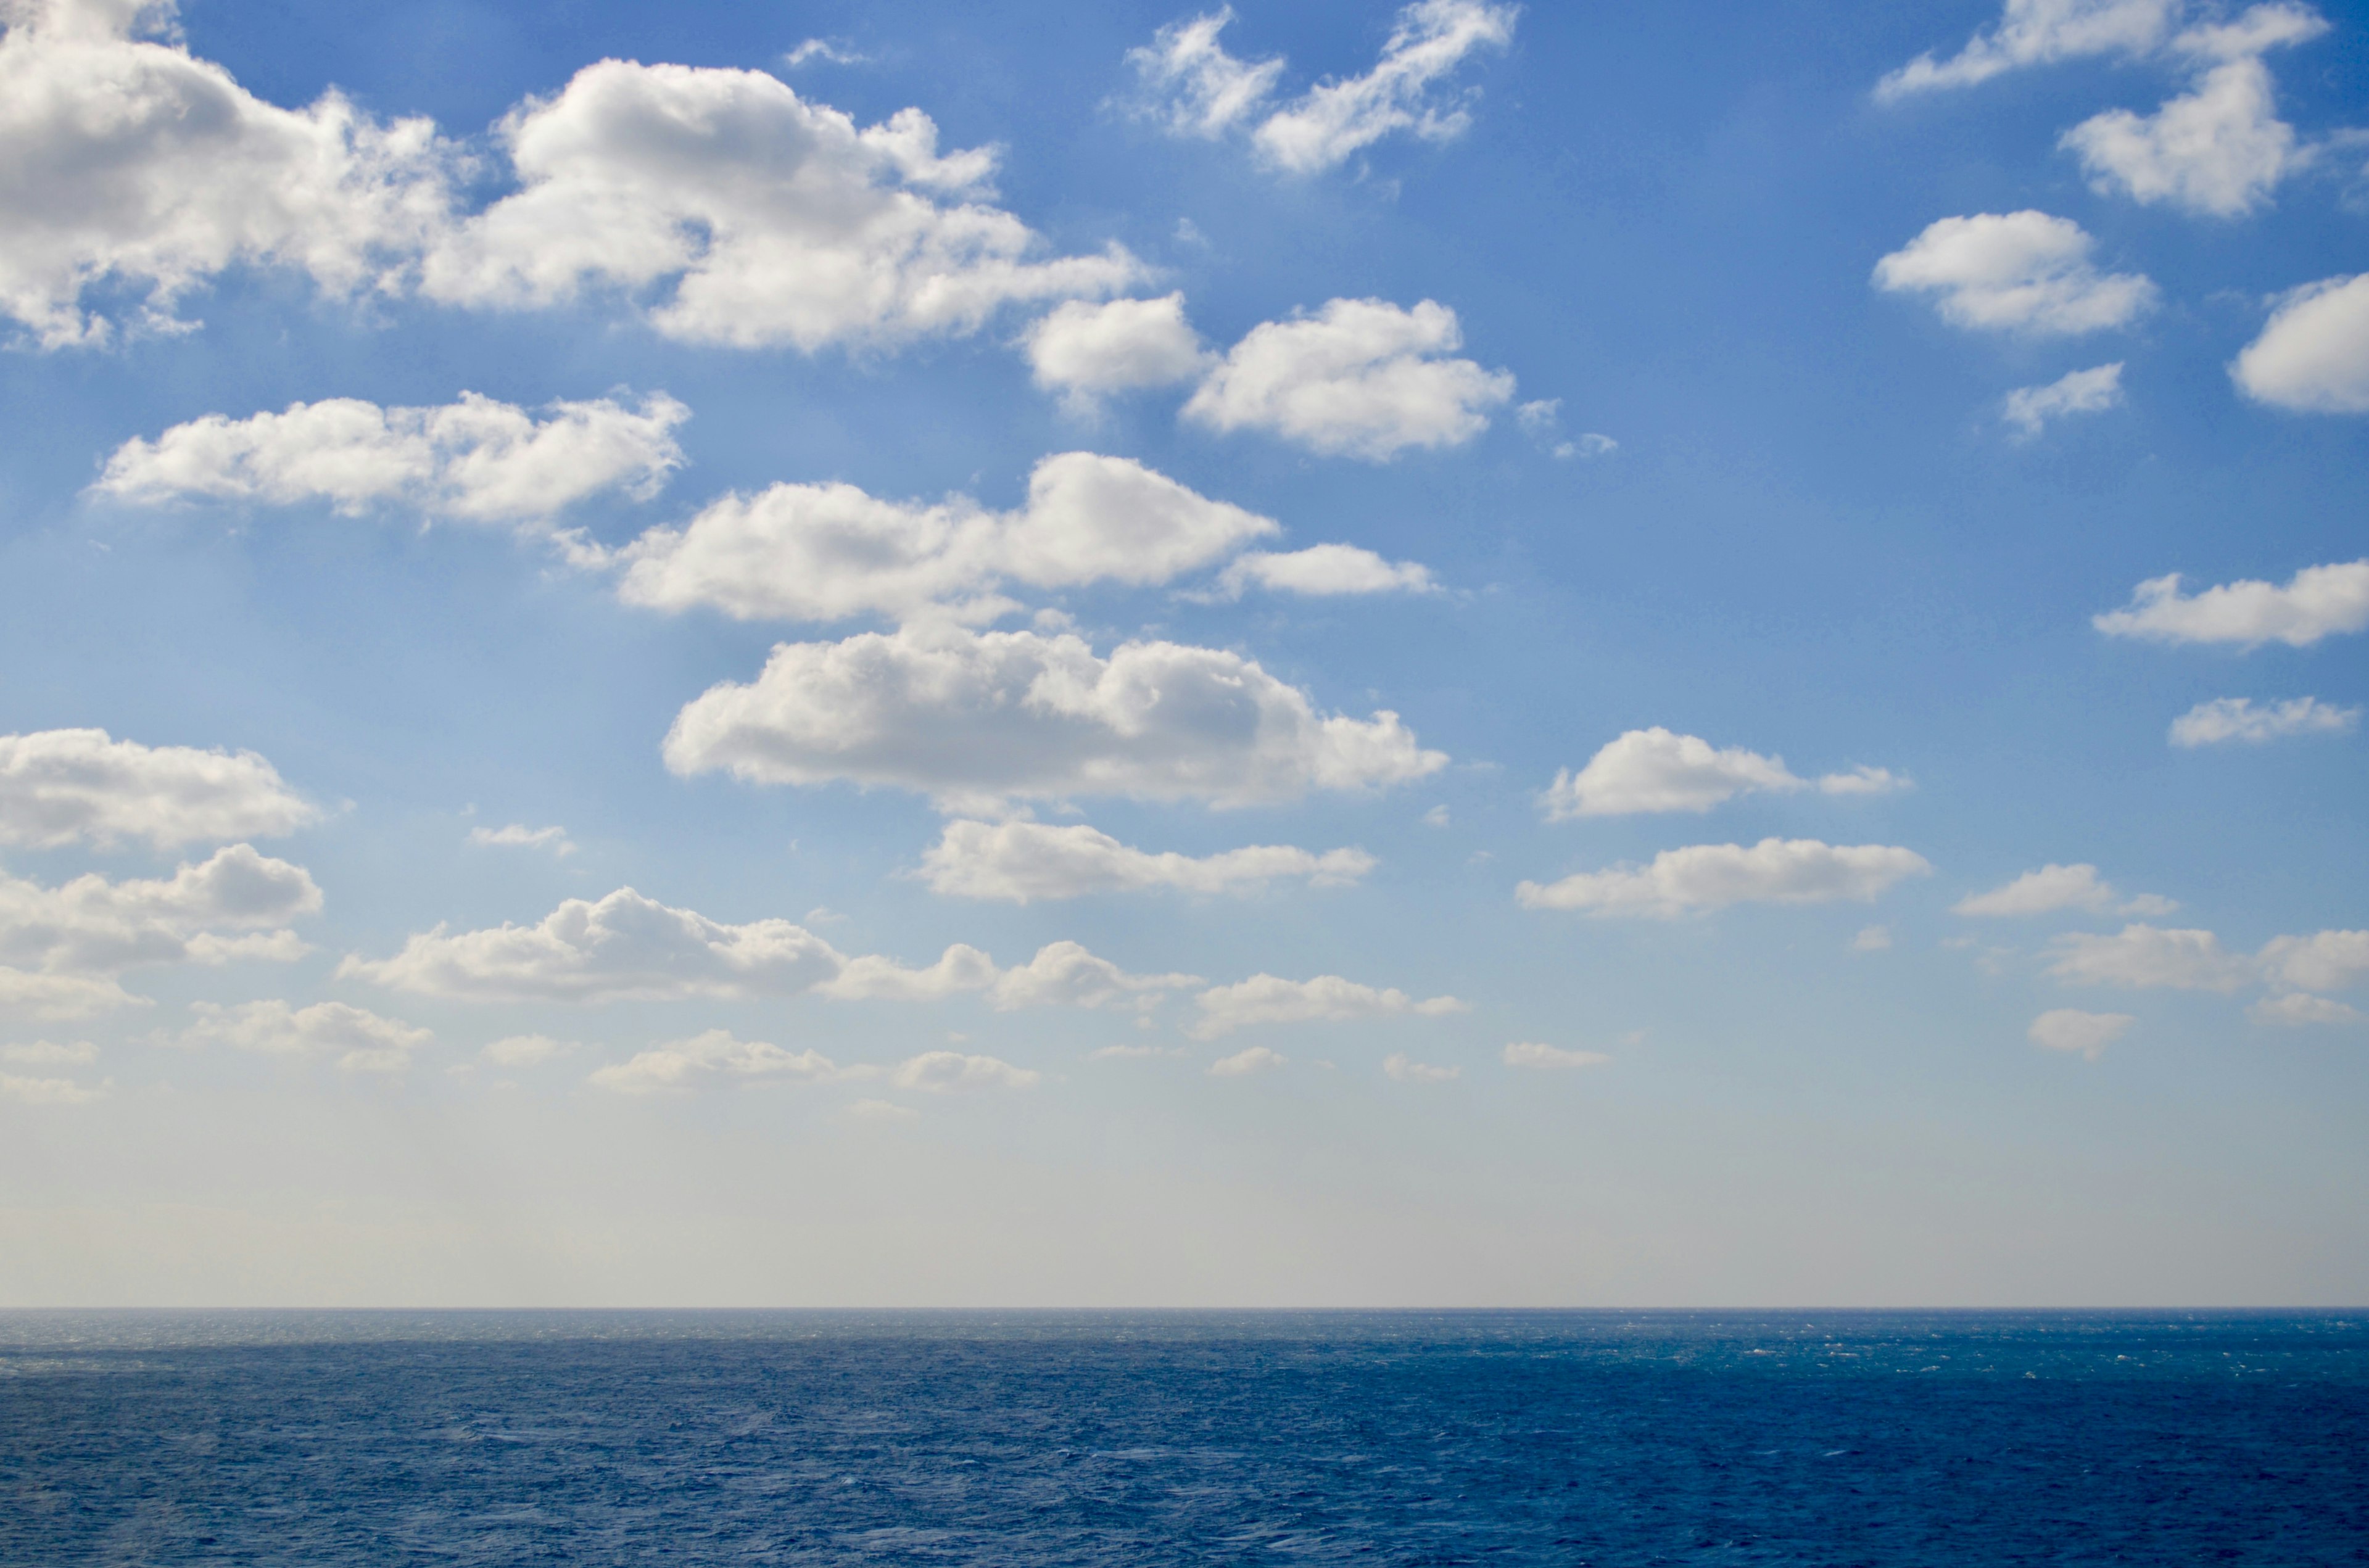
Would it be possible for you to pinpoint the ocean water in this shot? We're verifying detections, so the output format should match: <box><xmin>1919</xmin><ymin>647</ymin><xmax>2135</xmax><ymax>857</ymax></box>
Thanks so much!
<box><xmin>2</xmin><ymin>1311</ymin><xmax>2365</xmax><ymax>1565</ymax></box>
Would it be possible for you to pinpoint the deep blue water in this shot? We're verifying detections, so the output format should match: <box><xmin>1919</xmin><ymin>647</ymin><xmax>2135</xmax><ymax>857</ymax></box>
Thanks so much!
<box><xmin>2</xmin><ymin>1311</ymin><xmax>2365</xmax><ymax>1565</ymax></box>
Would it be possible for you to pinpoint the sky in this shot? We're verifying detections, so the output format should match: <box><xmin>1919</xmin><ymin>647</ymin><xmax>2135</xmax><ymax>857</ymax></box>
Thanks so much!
<box><xmin>0</xmin><ymin>0</ymin><xmax>2365</xmax><ymax>1308</ymax></box>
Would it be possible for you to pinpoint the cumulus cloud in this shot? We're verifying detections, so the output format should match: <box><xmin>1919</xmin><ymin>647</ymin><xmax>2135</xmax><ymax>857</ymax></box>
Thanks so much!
<box><xmin>615</xmin><ymin>452</ymin><xmax>1275</xmax><ymax>624</ymax></box>
<box><xmin>0</xmin><ymin>727</ymin><xmax>315</xmax><ymax>850</ymax></box>
<box><xmin>1873</xmin><ymin>212</ymin><xmax>2156</xmax><ymax>335</ymax></box>
<box><xmin>1212</xmin><ymin>545</ymin><xmax>1436</xmax><ymax>599</ymax></box>
<box><xmin>1517</xmin><ymin>838</ymin><xmax>1932</xmax><ymax>918</ymax></box>
<box><xmin>0</xmin><ymin>845</ymin><xmax>319</xmax><ymax>984</ymax></box>
<box><xmin>1383</xmin><ymin>1052</ymin><xmax>1458</xmax><ymax>1082</ymax></box>
<box><xmin>0</xmin><ymin>968</ymin><xmax>138</xmax><ymax>1021</ymax></box>
<box><xmin>1877</xmin><ymin>0</ymin><xmax>2181</xmax><ymax>99</ymax></box>
<box><xmin>2044</xmin><ymin>923</ymin><xmax>2255</xmax><ymax>991</ymax></box>
<box><xmin>96</xmin><ymin>392</ymin><xmax>686</xmax><ymax>540</ymax></box>
<box><xmin>919</xmin><ymin>819</ymin><xmax>1372</xmax><ymax>901</ymax></box>
<box><xmin>482</xmin><ymin>1033</ymin><xmax>576</xmax><ymax>1066</ymax></box>
<box><xmin>1127</xmin><ymin>2</ymin><xmax>1515</xmax><ymax>173</ymax></box>
<box><xmin>2093</xmin><ymin>560</ymin><xmax>2369</xmax><ymax>647</ymax></box>
<box><xmin>2064</xmin><ymin>56</ymin><xmax>2312</xmax><ymax>216</ymax></box>
<box><xmin>982</xmin><ymin>940</ymin><xmax>1200</xmax><ymax>1013</ymax></box>
<box><xmin>1023</xmin><ymin>294</ymin><xmax>1210</xmax><ymax>408</ymax></box>
<box><xmin>1183</xmin><ymin>298</ymin><xmax>1514</xmax><ymax>460</ymax></box>
<box><xmin>1953</xmin><ymin>863</ymin><xmax>2177</xmax><ymax>917</ymax></box>
<box><xmin>1188</xmin><ymin>973</ymin><xmax>1465</xmax><ymax>1038</ymax></box>
<box><xmin>469</xmin><ymin>823</ymin><xmax>576</xmax><ymax>856</ymax></box>
<box><xmin>0</xmin><ymin>1071</ymin><xmax>105</xmax><ymax>1104</ymax></box>
<box><xmin>1502</xmin><ymin>1041</ymin><xmax>1610</xmax><ymax>1070</ymax></box>
<box><xmin>2256</xmin><ymin>928</ymin><xmax>2369</xmax><ymax>993</ymax></box>
<box><xmin>589</xmin><ymin>1028</ymin><xmax>837</xmax><ymax>1093</ymax></box>
<box><xmin>888</xmin><ymin>1050</ymin><xmax>1040</xmax><ymax>1092</ymax></box>
<box><xmin>2250</xmin><ymin>991</ymin><xmax>2365</xmax><ymax>1025</ymax></box>
<box><xmin>0</xmin><ymin>1039</ymin><xmax>96</xmax><ymax>1065</ymax></box>
<box><xmin>661</xmin><ymin>621</ymin><xmax>1445</xmax><ymax>812</ymax></box>
<box><xmin>2233</xmin><ymin>275</ymin><xmax>2369</xmax><ymax>413</ymax></box>
<box><xmin>1541</xmin><ymin>728</ymin><xmax>1907</xmax><ymax>819</ymax></box>
<box><xmin>2028</xmin><ymin>1007</ymin><xmax>2134</xmax><ymax>1059</ymax></box>
<box><xmin>1208</xmin><ymin>1044</ymin><xmax>1284</xmax><ymax>1076</ymax></box>
<box><xmin>176</xmin><ymin>998</ymin><xmax>431</xmax><ymax>1073</ymax></box>
<box><xmin>2003</xmin><ymin>363</ymin><xmax>2125</xmax><ymax>437</ymax></box>
<box><xmin>2170</xmin><ymin>696</ymin><xmax>2359</xmax><ymax>746</ymax></box>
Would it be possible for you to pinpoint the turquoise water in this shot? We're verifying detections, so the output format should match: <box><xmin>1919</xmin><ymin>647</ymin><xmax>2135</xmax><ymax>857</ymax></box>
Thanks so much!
<box><xmin>4</xmin><ymin>1311</ymin><xmax>2364</xmax><ymax>1564</ymax></box>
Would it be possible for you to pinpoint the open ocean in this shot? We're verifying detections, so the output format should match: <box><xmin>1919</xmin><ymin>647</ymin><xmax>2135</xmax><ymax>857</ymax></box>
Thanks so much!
<box><xmin>2</xmin><ymin>1311</ymin><xmax>2364</xmax><ymax>1565</ymax></box>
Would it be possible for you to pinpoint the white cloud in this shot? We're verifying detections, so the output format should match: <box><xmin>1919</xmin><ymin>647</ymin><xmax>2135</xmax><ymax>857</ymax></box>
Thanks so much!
<box><xmin>2256</xmin><ymin>929</ymin><xmax>2369</xmax><ymax>993</ymax></box>
<box><xmin>2044</xmin><ymin>923</ymin><xmax>2255</xmax><ymax>991</ymax></box>
<box><xmin>589</xmin><ymin>1029</ymin><xmax>837</xmax><ymax>1094</ymax></box>
<box><xmin>919</xmin><ymin>819</ymin><xmax>1372</xmax><ymax>901</ymax></box>
<box><xmin>1383</xmin><ymin>1052</ymin><xmax>1459</xmax><ymax>1082</ymax></box>
<box><xmin>177</xmin><ymin>998</ymin><xmax>432</xmax><ymax>1073</ymax></box>
<box><xmin>1</xmin><ymin>1039</ymin><xmax>96</xmax><ymax>1065</ymax></box>
<box><xmin>888</xmin><ymin>1050</ymin><xmax>1040</xmax><ymax>1092</ymax></box>
<box><xmin>845</xmin><ymin>1097</ymin><xmax>920</xmax><ymax>1121</ymax></box>
<box><xmin>1128</xmin><ymin>2</ymin><xmax>1515</xmax><ymax>173</ymax></box>
<box><xmin>2170</xmin><ymin>696</ymin><xmax>2359</xmax><ymax>746</ymax></box>
<box><xmin>2250</xmin><ymin>991</ymin><xmax>2365</xmax><ymax>1025</ymax></box>
<box><xmin>0</xmin><ymin>968</ymin><xmax>138</xmax><ymax>1020</ymax></box>
<box><xmin>2003</xmin><ymin>363</ymin><xmax>2125</xmax><ymax>437</ymax></box>
<box><xmin>616</xmin><ymin>452</ymin><xmax>1275</xmax><ymax>624</ymax></box>
<box><xmin>0</xmin><ymin>844</ymin><xmax>319</xmax><ymax>981</ymax></box>
<box><xmin>2028</xmin><ymin>1007</ymin><xmax>2135</xmax><ymax>1058</ymax></box>
<box><xmin>977</xmin><ymin>940</ymin><xmax>1201</xmax><ymax>1012</ymax></box>
<box><xmin>0</xmin><ymin>1071</ymin><xmax>104</xmax><ymax>1105</ymax></box>
<box><xmin>1213</xmin><ymin>545</ymin><xmax>1437</xmax><ymax>599</ymax></box>
<box><xmin>0</xmin><ymin>0</ymin><xmax>455</xmax><ymax>348</ymax></box>
<box><xmin>481</xmin><ymin>1033</ymin><xmax>576</xmax><ymax>1066</ymax></box>
<box><xmin>1183</xmin><ymin>298</ymin><xmax>1515</xmax><ymax>460</ymax></box>
<box><xmin>2062</xmin><ymin>52</ymin><xmax>2314</xmax><ymax>217</ymax></box>
<box><xmin>1208</xmin><ymin>1044</ymin><xmax>1284</xmax><ymax>1076</ymax></box>
<box><xmin>1518</xmin><ymin>839</ymin><xmax>1932</xmax><ymax>918</ymax></box>
<box><xmin>2232</xmin><ymin>274</ymin><xmax>2369</xmax><ymax>412</ymax></box>
<box><xmin>0</xmin><ymin>727</ymin><xmax>315</xmax><ymax>850</ymax></box>
<box><xmin>1853</xmin><ymin>925</ymin><xmax>1894</xmax><ymax>952</ymax></box>
<box><xmin>469</xmin><ymin>823</ymin><xmax>577</xmax><ymax>856</ymax></box>
<box><xmin>1188</xmin><ymin>973</ymin><xmax>1466</xmax><ymax>1038</ymax></box>
<box><xmin>1873</xmin><ymin>212</ymin><xmax>2157</xmax><ymax>335</ymax></box>
<box><xmin>1877</xmin><ymin>0</ymin><xmax>2182</xmax><ymax>99</ymax></box>
<box><xmin>1502</xmin><ymin>1041</ymin><xmax>1610</xmax><ymax>1070</ymax></box>
<box><xmin>1540</xmin><ymin>728</ymin><xmax>1907</xmax><ymax>818</ymax></box>
<box><xmin>661</xmin><ymin>621</ymin><xmax>1446</xmax><ymax>812</ymax></box>
<box><xmin>1514</xmin><ymin>400</ymin><xmax>1619</xmax><ymax>460</ymax></box>
<box><xmin>1023</xmin><ymin>294</ymin><xmax>1210</xmax><ymax>406</ymax></box>
<box><xmin>1953</xmin><ymin>863</ymin><xmax>2177</xmax><ymax>917</ymax></box>
<box><xmin>2093</xmin><ymin>561</ymin><xmax>2369</xmax><ymax>647</ymax></box>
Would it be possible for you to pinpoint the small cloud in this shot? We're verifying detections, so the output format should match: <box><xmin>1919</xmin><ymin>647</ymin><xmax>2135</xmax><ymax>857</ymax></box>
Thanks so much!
<box><xmin>803</xmin><ymin>906</ymin><xmax>849</xmax><ymax>926</ymax></box>
<box><xmin>1515</xmin><ymin>397</ymin><xmax>1616</xmax><ymax>460</ymax></box>
<box><xmin>1209</xmin><ymin>1045</ymin><xmax>1284</xmax><ymax>1076</ymax></box>
<box><xmin>1423</xmin><ymin>804</ymin><xmax>1451</xmax><ymax>827</ymax></box>
<box><xmin>2028</xmin><ymin>1008</ymin><xmax>2133</xmax><ymax>1060</ymax></box>
<box><xmin>2002</xmin><ymin>363</ymin><xmax>2124</xmax><ymax>439</ymax></box>
<box><xmin>845</xmin><ymin>1097</ymin><xmax>919</xmax><ymax>1122</ymax></box>
<box><xmin>1089</xmin><ymin>1043</ymin><xmax>1172</xmax><ymax>1060</ymax></box>
<box><xmin>2249</xmin><ymin>992</ymin><xmax>2366</xmax><ymax>1027</ymax></box>
<box><xmin>1</xmin><ymin>1040</ymin><xmax>99</xmax><ymax>1066</ymax></box>
<box><xmin>2169</xmin><ymin>696</ymin><xmax>2359</xmax><ymax>748</ymax></box>
<box><xmin>469</xmin><ymin>823</ymin><xmax>576</xmax><ymax>857</ymax></box>
<box><xmin>1503</xmin><ymin>1041</ymin><xmax>1610</xmax><ymax>1070</ymax></box>
<box><xmin>1383</xmin><ymin>1052</ymin><xmax>1459</xmax><ymax>1082</ymax></box>
<box><xmin>782</xmin><ymin>38</ymin><xmax>865</xmax><ymax>67</ymax></box>
<box><xmin>482</xmin><ymin>1034</ymin><xmax>576</xmax><ymax>1067</ymax></box>
<box><xmin>1853</xmin><ymin>925</ymin><xmax>1893</xmax><ymax>952</ymax></box>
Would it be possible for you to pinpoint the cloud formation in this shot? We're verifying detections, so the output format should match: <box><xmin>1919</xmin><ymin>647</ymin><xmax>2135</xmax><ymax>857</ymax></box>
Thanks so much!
<box><xmin>2044</xmin><ymin>923</ymin><xmax>2255</xmax><ymax>991</ymax></box>
<box><xmin>0</xmin><ymin>845</ymin><xmax>319</xmax><ymax>985</ymax></box>
<box><xmin>1502</xmin><ymin>1041</ymin><xmax>1611</xmax><ymax>1070</ymax></box>
<box><xmin>1873</xmin><ymin>212</ymin><xmax>2156</xmax><ymax>335</ymax></box>
<box><xmin>2256</xmin><ymin>928</ymin><xmax>2369</xmax><ymax>994</ymax></box>
<box><xmin>177</xmin><ymin>998</ymin><xmax>432</xmax><ymax>1073</ymax></box>
<box><xmin>1188</xmin><ymin>973</ymin><xmax>1465</xmax><ymax>1038</ymax></box>
<box><xmin>1877</xmin><ymin>0</ymin><xmax>2183</xmax><ymax>99</ymax></box>
<box><xmin>662</xmin><ymin>622</ymin><xmax>1445</xmax><ymax>812</ymax></box>
<box><xmin>590</xmin><ymin>1029</ymin><xmax>837</xmax><ymax>1093</ymax></box>
<box><xmin>2093</xmin><ymin>561</ymin><xmax>2369</xmax><ymax>647</ymax></box>
<box><xmin>2028</xmin><ymin>1007</ymin><xmax>2134</xmax><ymax>1059</ymax></box>
<box><xmin>1517</xmin><ymin>839</ymin><xmax>1932</xmax><ymax>917</ymax></box>
<box><xmin>889</xmin><ymin>1050</ymin><xmax>1041</xmax><ymax>1092</ymax></box>
<box><xmin>919</xmin><ymin>819</ymin><xmax>1373</xmax><ymax>901</ymax></box>
<box><xmin>1541</xmin><ymin>728</ymin><xmax>1906</xmax><ymax>818</ymax></box>
<box><xmin>1212</xmin><ymin>545</ymin><xmax>1437</xmax><ymax>599</ymax></box>
<box><xmin>0</xmin><ymin>728</ymin><xmax>315</xmax><ymax>850</ymax></box>
<box><xmin>2003</xmin><ymin>363</ymin><xmax>2125</xmax><ymax>437</ymax></box>
<box><xmin>469</xmin><ymin>823</ymin><xmax>577</xmax><ymax>856</ymax></box>
<box><xmin>2233</xmin><ymin>275</ymin><xmax>2369</xmax><ymax>413</ymax></box>
<box><xmin>1023</xmin><ymin>294</ymin><xmax>1210</xmax><ymax>406</ymax></box>
<box><xmin>1183</xmin><ymin>298</ymin><xmax>1514</xmax><ymax>459</ymax></box>
<box><xmin>2170</xmin><ymin>696</ymin><xmax>2359</xmax><ymax>746</ymax></box>
<box><xmin>1207</xmin><ymin>1044</ymin><xmax>1284</xmax><ymax>1076</ymax></box>
<box><xmin>1953</xmin><ymin>863</ymin><xmax>2176</xmax><ymax>917</ymax></box>
<box><xmin>2249</xmin><ymin>991</ymin><xmax>2366</xmax><ymax>1026</ymax></box>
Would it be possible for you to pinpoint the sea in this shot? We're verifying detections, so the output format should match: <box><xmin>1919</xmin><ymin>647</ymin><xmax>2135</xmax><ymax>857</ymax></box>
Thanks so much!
<box><xmin>2</xmin><ymin>1310</ymin><xmax>2363</xmax><ymax>1565</ymax></box>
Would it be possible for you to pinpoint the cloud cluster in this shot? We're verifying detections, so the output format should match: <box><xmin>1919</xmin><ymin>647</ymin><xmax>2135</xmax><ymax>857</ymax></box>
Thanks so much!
<box><xmin>1953</xmin><ymin>863</ymin><xmax>2176</xmax><ymax>917</ymax></box>
<box><xmin>1541</xmin><ymin>728</ymin><xmax>1906</xmax><ymax>818</ymax></box>
<box><xmin>1188</xmin><ymin>972</ymin><xmax>1465</xmax><ymax>1038</ymax></box>
<box><xmin>2233</xmin><ymin>276</ymin><xmax>2369</xmax><ymax>413</ymax></box>
<box><xmin>2044</xmin><ymin>923</ymin><xmax>2257</xmax><ymax>991</ymax></box>
<box><xmin>1127</xmin><ymin>2</ymin><xmax>1517</xmax><ymax>175</ymax></box>
<box><xmin>469</xmin><ymin>823</ymin><xmax>576</xmax><ymax>856</ymax></box>
<box><xmin>1022</xmin><ymin>294</ymin><xmax>1211</xmax><ymax>407</ymax></box>
<box><xmin>1877</xmin><ymin>0</ymin><xmax>2184</xmax><ymax>99</ymax></box>
<box><xmin>587</xmin><ymin>1032</ymin><xmax>1039</xmax><ymax>1095</ymax></box>
<box><xmin>2169</xmin><ymin>696</ymin><xmax>2359</xmax><ymax>746</ymax></box>
<box><xmin>2003</xmin><ymin>363</ymin><xmax>2125</xmax><ymax>437</ymax></box>
<box><xmin>0</xmin><ymin>728</ymin><xmax>315</xmax><ymax>849</ymax></box>
<box><xmin>2028</xmin><ymin>1007</ymin><xmax>2134</xmax><ymax>1059</ymax></box>
<box><xmin>2093</xmin><ymin>560</ymin><xmax>2369</xmax><ymax>647</ymax></box>
<box><xmin>661</xmin><ymin>622</ymin><xmax>1445</xmax><ymax>812</ymax></box>
<box><xmin>1518</xmin><ymin>839</ymin><xmax>1932</xmax><ymax>918</ymax></box>
<box><xmin>1874</xmin><ymin>212</ymin><xmax>2157</xmax><ymax>336</ymax></box>
<box><xmin>176</xmin><ymin>998</ymin><xmax>432</xmax><ymax>1073</ymax></box>
<box><xmin>919</xmin><ymin>819</ymin><xmax>1372</xmax><ymax>902</ymax></box>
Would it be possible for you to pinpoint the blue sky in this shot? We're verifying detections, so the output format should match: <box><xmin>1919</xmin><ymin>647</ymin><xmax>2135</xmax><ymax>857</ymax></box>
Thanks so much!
<box><xmin>1</xmin><ymin>0</ymin><xmax>2364</xmax><ymax>1306</ymax></box>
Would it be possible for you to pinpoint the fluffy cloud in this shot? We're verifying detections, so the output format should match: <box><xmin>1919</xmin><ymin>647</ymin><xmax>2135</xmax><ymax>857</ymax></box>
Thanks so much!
<box><xmin>1542</xmin><ymin>728</ymin><xmax>1906</xmax><ymax>819</ymax></box>
<box><xmin>2093</xmin><ymin>561</ymin><xmax>2369</xmax><ymax>647</ymax></box>
<box><xmin>2250</xmin><ymin>991</ymin><xmax>2366</xmax><ymax>1026</ymax></box>
<box><xmin>1873</xmin><ymin>212</ymin><xmax>2156</xmax><ymax>335</ymax></box>
<box><xmin>1503</xmin><ymin>1041</ymin><xmax>1610</xmax><ymax>1070</ymax></box>
<box><xmin>1208</xmin><ymin>1044</ymin><xmax>1284</xmax><ymax>1076</ymax></box>
<box><xmin>0</xmin><ymin>0</ymin><xmax>453</xmax><ymax>347</ymax></box>
<box><xmin>2256</xmin><ymin>929</ymin><xmax>2369</xmax><ymax>993</ymax></box>
<box><xmin>1188</xmin><ymin>973</ymin><xmax>1465</xmax><ymax>1038</ymax></box>
<box><xmin>888</xmin><ymin>1050</ymin><xmax>1040</xmax><ymax>1092</ymax></box>
<box><xmin>2232</xmin><ymin>275</ymin><xmax>2369</xmax><ymax>413</ymax></box>
<box><xmin>589</xmin><ymin>1029</ymin><xmax>837</xmax><ymax>1093</ymax></box>
<box><xmin>1183</xmin><ymin>298</ymin><xmax>1514</xmax><ymax>459</ymax></box>
<box><xmin>1518</xmin><ymin>839</ymin><xmax>1932</xmax><ymax>917</ymax></box>
<box><xmin>176</xmin><ymin>999</ymin><xmax>432</xmax><ymax>1073</ymax></box>
<box><xmin>2170</xmin><ymin>696</ymin><xmax>2359</xmax><ymax>746</ymax></box>
<box><xmin>0</xmin><ymin>1071</ymin><xmax>104</xmax><ymax>1105</ymax></box>
<box><xmin>0</xmin><ymin>1039</ymin><xmax>96</xmax><ymax>1065</ymax></box>
<box><xmin>1023</xmin><ymin>294</ymin><xmax>1210</xmax><ymax>406</ymax></box>
<box><xmin>1953</xmin><ymin>863</ymin><xmax>2176</xmax><ymax>917</ymax></box>
<box><xmin>1128</xmin><ymin>2</ymin><xmax>1516</xmax><ymax>173</ymax></box>
<box><xmin>469</xmin><ymin>823</ymin><xmax>576</xmax><ymax>856</ymax></box>
<box><xmin>615</xmin><ymin>453</ymin><xmax>1275</xmax><ymax>624</ymax></box>
<box><xmin>1213</xmin><ymin>545</ymin><xmax>1436</xmax><ymax>599</ymax></box>
<box><xmin>0</xmin><ymin>728</ymin><xmax>315</xmax><ymax>849</ymax></box>
<box><xmin>919</xmin><ymin>819</ymin><xmax>1372</xmax><ymax>902</ymax></box>
<box><xmin>96</xmin><ymin>392</ymin><xmax>686</xmax><ymax>537</ymax></box>
<box><xmin>978</xmin><ymin>941</ymin><xmax>1197</xmax><ymax>1012</ymax></box>
<box><xmin>1877</xmin><ymin>0</ymin><xmax>2181</xmax><ymax>99</ymax></box>
<box><xmin>2044</xmin><ymin>923</ymin><xmax>2255</xmax><ymax>991</ymax></box>
<box><xmin>0</xmin><ymin>844</ymin><xmax>319</xmax><ymax>980</ymax></box>
<box><xmin>482</xmin><ymin>1033</ymin><xmax>576</xmax><ymax>1066</ymax></box>
<box><xmin>1383</xmin><ymin>1052</ymin><xmax>1458</xmax><ymax>1082</ymax></box>
<box><xmin>2064</xmin><ymin>57</ymin><xmax>2310</xmax><ymax>217</ymax></box>
<box><xmin>0</xmin><ymin>968</ymin><xmax>137</xmax><ymax>1021</ymax></box>
<box><xmin>2003</xmin><ymin>363</ymin><xmax>2125</xmax><ymax>437</ymax></box>
<box><xmin>2028</xmin><ymin>1007</ymin><xmax>2134</xmax><ymax>1059</ymax></box>
<box><xmin>662</xmin><ymin>621</ymin><xmax>1445</xmax><ymax>812</ymax></box>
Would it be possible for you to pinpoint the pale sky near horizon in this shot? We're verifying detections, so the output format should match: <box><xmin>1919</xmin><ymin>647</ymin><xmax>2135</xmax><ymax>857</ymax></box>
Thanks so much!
<box><xmin>1</xmin><ymin>0</ymin><xmax>2365</xmax><ymax>1307</ymax></box>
